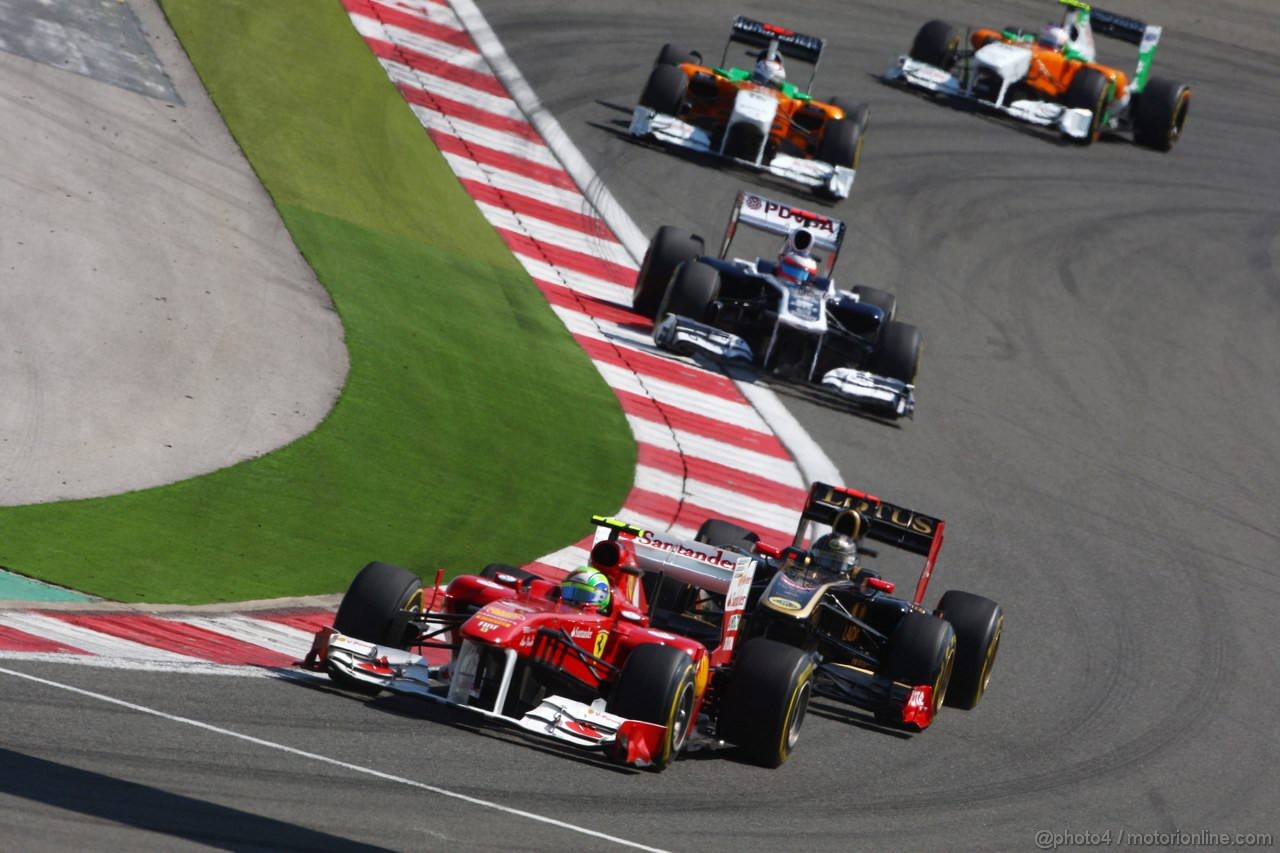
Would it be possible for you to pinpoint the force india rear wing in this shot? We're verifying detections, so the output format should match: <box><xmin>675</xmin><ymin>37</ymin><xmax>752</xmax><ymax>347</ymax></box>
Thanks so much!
<box><xmin>724</xmin><ymin>16</ymin><xmax>823</xmax><ymax>65</ymax></box>
<box><xmin>721</xmin><ymin>191</ymin><xmax>846</xmax><ymax>272</ymax></box>
<box><xmin>1060</xmin><ymin>0</ymin><xmax>1162</xmax><ymax>91</ymax></box>
<box><xmin>793</xmin><ymin>482</ymin><xmax>945</xmax><ymax>606</ymax></box>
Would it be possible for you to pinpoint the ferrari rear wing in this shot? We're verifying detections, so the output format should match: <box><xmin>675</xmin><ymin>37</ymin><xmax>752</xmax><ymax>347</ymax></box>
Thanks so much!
<box><xmin>726</xmin><ymin>16</ymin><xmax>824</xmax><ymax>64</ymax></box>
<box><xmin>792</xmin><ymin>482</ymin><xmax>946</xmax><ymax>606</ymax></box>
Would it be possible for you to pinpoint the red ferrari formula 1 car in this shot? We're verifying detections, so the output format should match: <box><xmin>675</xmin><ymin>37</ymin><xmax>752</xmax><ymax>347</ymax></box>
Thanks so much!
<box><xmin>303</xmin><ymin>517</ymin><xmax>815</xmax><ymax>770</ymax></box>
<box><xmin>694</xmin><ymin>483</ymin><xmax>1003</xmax><ymax>730</ymax></box>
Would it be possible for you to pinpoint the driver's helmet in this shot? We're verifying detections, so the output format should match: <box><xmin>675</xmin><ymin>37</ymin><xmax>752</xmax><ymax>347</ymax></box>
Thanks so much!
<box><xmin>561</xmin><ymin>567</ymin><xmax>611</xmax><ymax>613</ymax></box>
<box><xmin>752</xmin><ymin>51</ymin><xmax>786</xmax><ymax>86</ymax></box>
<box><xmin>810</xmin><ymin>532</ymin><xmax>860</xmax><ymax>576</ymax></box>
<box><xmin>777</xmin><ymin>250</ymin><xmax>818</xmax><ymax>286</ymax></box>
<box><xmin>1038</xmin><ymin>23</ymin><xmax>1068</xmax><ymax>50</ymax></box>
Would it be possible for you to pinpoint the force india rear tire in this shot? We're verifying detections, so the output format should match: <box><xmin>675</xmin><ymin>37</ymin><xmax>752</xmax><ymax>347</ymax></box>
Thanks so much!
<box><xmin>331</xmin><ymin>561</ymin><xmax>424</xmax><ymax>694</ymax></box>
<box><xmin>695</xmin><ymin>519</ymin><xmax>760</xmax><ymax>554</ymax></box>
<box><xmin>658</xmin><ymin>260</ymin><xmax>720</xmax><ymax>322</ymax></box>
<box><xmin>937</xmin><ymin>590</ymin><xmax>1004</xmax><ymax>710</ymax></box>
<box><xmin>1133</xmin><ymin>76</ymin><xmax>1191</xmax><ymax>151</ymax></box>
<box><xmin>634</xmin><ymin>226</ymin><xmax>705</xmax><ymax>318</ymax></box>
<box><xmin>1063</xmin><ymin>67</ymin><xmax>1110</xmax><ymax>144</ymax></box>
<box><xmin>719</xmin><ymin>638</ymin><xmax>815</xmax><ymax>767</ymax></box>
<box><xmin>878</xmin><ymin>613</ymin><xmax>956</xmax><ymax>726</ymax></box>
<box><xmin>609</xmin><ymin>644</ymin><xmax>698</xmax><ymax>771</ymax></box>
<box><xmin>639</xmin><ymin>63</ymin><xmax>688</xmax><ymax>117</ymax></box>
<box><xmin>909</xmin><ymin>20</ymin><xmax>960</xmax><ymax>70</ymax></box>
<box><xmin>871</xmin><ymin>320</ymin><xmax>922</xmax><ymax>384</ymax></box>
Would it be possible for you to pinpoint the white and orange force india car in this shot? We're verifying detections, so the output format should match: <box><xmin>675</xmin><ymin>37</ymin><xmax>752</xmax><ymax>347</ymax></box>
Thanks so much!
<box><xmin>633</xmin><ymin>191</ymin><xmax>921</xmax><ymax>418</ymax></box>
<box><xmin>302</xmin><ymin>517</ymin><xmax>815</xmax><ymax>770</ymax></box>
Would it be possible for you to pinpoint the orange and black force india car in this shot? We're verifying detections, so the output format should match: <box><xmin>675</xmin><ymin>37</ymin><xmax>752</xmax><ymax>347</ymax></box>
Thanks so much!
<box><xmin>303</xmin><ymin>517</ymin><xmax>814</xmax><ymax>770</ymax></box>
<box><xmin>884</xmin><ymin>0</ymin><xmax>1190</xmax><ymax>149</ymax></box>
<box><xmin>630</xmin><ymin>16</ymin><xmax>870</xmax><ymax>199</ymax></box>
<box><xmin>694</xmin><ymin>483</ymin><xmax>1003</xmax><ymax>730</ymax></box>
<box><xmin>633</xmin><ymin>191</ymin><xmax>920</xmax><ymax>418</ymax></box>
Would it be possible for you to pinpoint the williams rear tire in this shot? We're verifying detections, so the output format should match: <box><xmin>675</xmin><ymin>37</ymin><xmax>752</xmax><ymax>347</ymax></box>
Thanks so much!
<box><xmin>634</xmin><ymin>226</ymin><xmax>704</xmax><ymax>318</ymax></box>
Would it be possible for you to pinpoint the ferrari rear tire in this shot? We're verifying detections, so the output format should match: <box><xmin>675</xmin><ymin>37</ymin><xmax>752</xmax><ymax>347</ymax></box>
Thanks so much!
<box><xmin>657</xmin><ymin>260</ymin><xmax>719</xmax><ymax>322</ymax></box>
<box><xmin>879</xmin><ymin>613</ymin><xmax>956</xmax><ymax>725</ymax></box>
<box><xmin>1133</xmin><ymin>76</ymin><xmax>1190</xmax><ymax>151</ymax></box>
<box><xmin>909</xmin><ymin>20</ymin><xmax>960</xmax><ymax>70</ymax></box>
<box><xmin>937</xmin><ymin>590</ymin><xmax>1003</xmax><ymax>710</ymax></box>
<box><xmin>331</xmin><ymin>562</ymin><xmax>423</xmax><ymax>694</ymax></box>
<box><xmin>654</xmin><ymin>43</ymin><xmax>696</xmax><ymax>67</ymax></box>
<box><xmin>719</xmin><ymin>638</ymin><xmax>815</xmax><ymax>767</ymax></box>
<box><xmin>1063</xmin><ymin>67</ymin><xmax>1110</xmax><ymax>144</ymax></box>
<box><xmin>851</xmin><ymin>285</ymin><xmax>897</xmax><ymax>322</ymax></box>
<box><xmin>695</xmin><ymin>519</ymin><xmax>760</xmax><ymax>554</ymax></box>
<box><xmin>634</xmin><ymin>226</ymin><xmax>704</xmax><ymax>318</ymax></box>
<box><xmin>871</xmin><ymin>320</ymin><xmax>922</xmax><ymax>384</ymax></box>
<box><xmin>816</xmin><ymin>118</ymin><xmax>863</xmax><ymax>170</ymax></box>
<box><xmin>639</xmin><ymin>64</ymin><xmax>688</xmax><ymax>116</ymax></box>
<box><xmin>609</xmin><ymin>644</ymin><xmax>698</xmax><ymax>770</ymax></box>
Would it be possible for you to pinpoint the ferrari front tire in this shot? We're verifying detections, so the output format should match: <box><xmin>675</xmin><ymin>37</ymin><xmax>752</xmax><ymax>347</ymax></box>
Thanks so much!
<box><xmin>330</xmin><ymin>561</ymin><xmax>423</xmax><ymax>694</ymax></box>
<box><xmin>609</xmin><ymin>644</ymin><xmax>698</xmax><ymax>770</ymax></box>
<box><xmin>719</xmin><ymin>638</ymin><xmax>815</xmax><ymax>767</ymax></box>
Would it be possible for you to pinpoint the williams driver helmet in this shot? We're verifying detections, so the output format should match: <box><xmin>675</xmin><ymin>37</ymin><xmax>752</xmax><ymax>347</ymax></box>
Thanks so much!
<box><xmin>777</xmin><ymin>228</ymin><xmax>818</xmax><ymax>285</ymax></box>
<box><xmin>752</xmin><ymin>50</ymin><xmax>786</xmax><ymax>86</ymax></box>
<box><xmin>561</xmin><ymin>567</ymin><xmax>611</xmax><ymax>613</ymax></box>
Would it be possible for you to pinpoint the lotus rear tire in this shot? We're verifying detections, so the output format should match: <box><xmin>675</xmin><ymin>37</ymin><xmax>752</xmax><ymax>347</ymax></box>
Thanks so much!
<box><xmin>609</xmin><ymin>644</ymin><xmax>698</xmax><ymax>770</ymax></box>
<box><xmin>719</xmin><ymin>638</ymin><xmax>814</xmax><ymax>767</ymax></box>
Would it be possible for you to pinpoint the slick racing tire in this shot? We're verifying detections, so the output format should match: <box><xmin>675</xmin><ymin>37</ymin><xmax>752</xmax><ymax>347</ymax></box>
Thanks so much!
<box><xmin>654</xmin><ymin>43</ymin><xmax>697</xmax><ymax>67</ymax></box>
<box><xmin>695</xmin><ymin>519</ymin><xmax>760</xmax><ymax>554</ymax></box>
<box><xmin>480</xmin><ymin>563</ymin><xmax>539</xmax><ymax>586</ymax></box>
<box><xmin>634</xmin><ymin>226</ymin><xmax>704</xmax><ymax>318</ymax></box>
<box><xmin>828</xmin><ymin>97</ymin><xmax>870</xmax><ymax>138</ymax></box>
<box><xmin>657</xmin><ymin>260</ymin><xmax>719</xmax><ymax>322</ymax></box>
<box><xmin>1133</xmin><ymin>77</ymin><xmax>1190</xmax><ymax>151</ymax></box>
<box><xmin>909</xmin><ymin>20</ymin><xmax>961</xmax><ymax>70</ymax></box>
<box><xmin>1063</xmin><ymin>67</ymin><xmax>1110</xmax><ymax>144</ymax></box>
<box><xmin>609</xmin><ymin>644</ymin><xmax>699</xmax><ymax>771</ymax></box>
<box><xmin>639</xmin><ymin>63</ymin><xmax>688</xmax><ymax>116</ymax></box>
<box><xmin>871</xmin><ymin>320</ymin><xmax>922</xmax><ymax>385</ymax></box>
<box><xmin>878</xmin><ymin>613</ymin><xmax>956</xmax><ymax>727</ymax></box>
<box><xmin>719</xmin><ymin>638</ymin><xmax>815</xmax><ymax>768</ymax></box>
<box><xmin>851</xmin><ymin>285</ymin><xmax>897</xmax><ymax>322</ymax></box>
<box><xmin>816</xmin><ymin>118</ymin><xmax>863</xmax><ymax>171</ymax></box>
<box><xmin>936</xmin><ymin>590</ymin><xmax>1003</xmax><ymax>710</ymax></box>
<box><xmin>331</xmin><ymin>562</ymin><xmax>424</xmax><ymax>694</ymax></box>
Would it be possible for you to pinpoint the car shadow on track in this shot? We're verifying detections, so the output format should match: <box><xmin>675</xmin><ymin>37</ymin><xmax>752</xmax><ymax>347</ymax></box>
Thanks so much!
<box><xmin>806</xmin><ymin>698</ymin><xmax>916</xmax><ymax>740</ymax></box>
<box><xmin>590</xmin><ymin>100</ymin><xmax>847</xmax><ymax>209</ymax></box>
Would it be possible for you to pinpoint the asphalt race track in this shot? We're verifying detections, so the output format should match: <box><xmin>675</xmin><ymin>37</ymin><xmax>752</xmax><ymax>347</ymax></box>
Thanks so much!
<box><xmin>2</xmin><ymin>1</ymin><xmax>1278</xmax><ymax>850</ymax></box>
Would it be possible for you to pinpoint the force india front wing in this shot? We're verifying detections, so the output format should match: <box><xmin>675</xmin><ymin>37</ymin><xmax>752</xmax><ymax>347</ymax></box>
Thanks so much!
<box><xmin>882</xmin><ymin>55</ymin><xmax>1094</xmax><ymax>140</ymax></box>
<box><xmin>653</xmin><ymin>313</ymin><xmax>915</xmax><ymax>418</ymax></box>
<box><xmin>629</xmin><ymin>107</ymin><xmax>855</xmax><ymax>200</ymax></box>
<box><xmin>306</xmin><ymin>631</ymin><xmax>667</xmax><ymax>767</ymax></box>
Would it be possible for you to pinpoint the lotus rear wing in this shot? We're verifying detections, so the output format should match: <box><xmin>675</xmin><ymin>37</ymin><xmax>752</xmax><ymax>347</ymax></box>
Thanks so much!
<box><xmin>722</xmin><ymin>16</ymin><xmax>824</xmax><ymax>92</ymax></box>
<box><xmin>720</xmin><ymin>190</ymin><xmax>846</xmax><ymax>275</ymax></box>
<box><xmin>792</xmin><ymin>482</ymin><xmax>946</xmax><ymax>606</ymax></box>
<box><xmin>1059</xmin><ymin>0</ymin><xmax>1162</xmax><ymax>92</ymax></box>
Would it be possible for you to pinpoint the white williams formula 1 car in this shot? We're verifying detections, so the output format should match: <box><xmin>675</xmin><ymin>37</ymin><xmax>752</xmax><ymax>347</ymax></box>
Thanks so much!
<box><xmin>632</xmin><ymin>191</ymin><xmax>920</xmax><ymax>419</ymax></box>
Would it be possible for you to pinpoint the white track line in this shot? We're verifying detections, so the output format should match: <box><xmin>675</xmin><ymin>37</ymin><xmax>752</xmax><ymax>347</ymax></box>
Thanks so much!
<box><xmin>0</xmin><ymin>666</ymin><xmax>669</xmax><ymax>852</ymax></box>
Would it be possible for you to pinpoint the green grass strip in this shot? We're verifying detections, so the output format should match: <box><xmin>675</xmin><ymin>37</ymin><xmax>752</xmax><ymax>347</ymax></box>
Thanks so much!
<box><xmin>0</xmin><ymin>0</ymin><xmax>635</xmax><ymax>603</ymax></box>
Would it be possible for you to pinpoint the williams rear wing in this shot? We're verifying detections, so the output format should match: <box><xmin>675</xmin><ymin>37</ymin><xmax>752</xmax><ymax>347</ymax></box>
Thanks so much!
<box><xmin>720</xmin><ymin>191</ymin><xmax>845</xmax><ymax>273</ymax></box>
<box><xmin>793</xmin><ymin>482</ymin><xmax>946</xmax><ymax>606</ymax></box>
